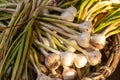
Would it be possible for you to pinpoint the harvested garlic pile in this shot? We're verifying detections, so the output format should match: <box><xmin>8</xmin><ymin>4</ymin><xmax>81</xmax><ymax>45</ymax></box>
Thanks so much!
<box><xmin>1</xmin><ymin>0</ymin><xmax>120</xmax><ymax>80</ymax></box>
<box><xmin>34</xmin><ymin>12</ymin><xmax>105</xmax><ymax>79</ymax></box>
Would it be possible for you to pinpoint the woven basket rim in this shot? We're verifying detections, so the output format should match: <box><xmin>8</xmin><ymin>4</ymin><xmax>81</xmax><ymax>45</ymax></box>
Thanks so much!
<box><xmin>82</xmin><ymin>34</ymin><xmax>120</xmax><ymax>80</ymax></box>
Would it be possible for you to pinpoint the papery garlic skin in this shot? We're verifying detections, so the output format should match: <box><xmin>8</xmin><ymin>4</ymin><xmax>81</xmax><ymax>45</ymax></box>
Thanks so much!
<box><xmin>87</xmin><ymin>50</ymin><xmax>102</xmax><ymax>66</ymax></box>
<box><xmin>65</xmin><ymin>6</ymin><xmax>77</xmax><ymax>17</ymax></box>
<box><xmin>90</xmin><ymin>34</ymin><xmax>106</xmax><ymax>49</ymax></box>
<box><xmin>67</xmin><ymin>39</ymin><xmax>77</xmax><ymax>52</ymax></box>
<box><xmin>74</xmin><ymin>54</ymin><xmax>87</xmax><ymax>68</ymax></box>
<box><xmin>42</xmin><ymin>37</ymin><xmax>50</xmax><ymax>47</ymax></box>
<box><xmin>60</xmin><ymin>51</ymin><xmax>75</xmax><ymax>67</ymax></box>
<box><xmin>45</xmin><ymin>53</ymin><xmax>61</xmax><ymax>70</ymax></box>
<box><xmin>78</xmin><ymin>21</ymin><xmax>93</xmax><ymax>33</ymax></box>
<box><xmin>36</xmin><ymin>73</ymin><xmax>53</xmax><ymax>80</ymax></box>
<box><xmin>76</xmin><ymin>32</ymin><xmax>90</xmax><ymax>48</ymax></box>
<box><xmin>60</xmin><ymin>11</ymin><xmax>75</xmax><ymax>22</ymax></box>
<box><xmin>62</xmin><ymin>66</ymin><xmax>77</xmax><ymax>80</ymax></box>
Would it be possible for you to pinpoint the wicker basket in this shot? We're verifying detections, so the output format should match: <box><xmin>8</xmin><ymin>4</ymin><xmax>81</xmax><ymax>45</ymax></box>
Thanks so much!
<box><xmin>82</xmin><ymin>34</ymin><xmax>120</xmax><ymax>80</ymax></box>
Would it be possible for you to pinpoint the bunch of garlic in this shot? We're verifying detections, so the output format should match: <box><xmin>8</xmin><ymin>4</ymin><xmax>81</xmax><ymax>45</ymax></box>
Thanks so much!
<box><xmin>34</xmin><ymin>5</ymin><xmax>110</xmax><ymax>79</ymax></box>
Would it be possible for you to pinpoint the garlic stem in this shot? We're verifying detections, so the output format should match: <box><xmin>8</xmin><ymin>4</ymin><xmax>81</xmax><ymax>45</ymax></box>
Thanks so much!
<box><xmin>40</xmin><ymin>0</ymin><xmax>52</xmax><ymax>6</ymax></box>
<box><xmin>0</xmin><ymin>2</ymin><xmax>23</xmax><ymax>51</ymax></box>
<box><xmin>32</xmin><ymin>48</ymin><xmax>42</xmax><ymax>70</ymax></box>
<box><xmin>40</xmin><ymin>22</ymin><xmax>77</xmax><ymax>39</ymax></box>
<box><xmin>102</xmin><ymin>23</ymin><xmax>120</xmax><ymax>35</ymax></box>
<box><xmin>29</xmin><ymin>53</ymin><xmax>41</xmax><ymax>75</ymax></box>
<box><xmin>45</xmin><ymin>6</ymin><xmax>65</xmax><ymax>12</ymax></box>
<box><xmin>35</xmin><ymin>27</ymin><xmax>50</xmax><ymax>47</ymax></box>
<box><xmin>46</xmin><ymin>32</ymin><xmax>57</xmax><ymax>49</ymax></box>
<box><xmin>105</xmin><ymin>29</ymin><xmax>120</xmax><ymax>38</ymax></box>
<box><xmin>0</xmin><ymin>8</ymin><xmax>16</xmax><ymax>12</ymax></box>
<box><xmin>37</xmin><ymin>0</ymin><xmax>42</xmax><ymax>7</ymax></box>
<box><xmin>34</xmin><ymin>39</ymin><xmax>61</xmax><ymax>55</ymax></box>
<box><xmin>40</xmin><ymin>22</ymin><xmax>90</xmax><ymax>48</ymax></box>
<box><xmin>86</xmin><ymin>1</ymin><xmax>112</xmax><ymax>21</ymax></box>
<box><xmin>41</xmin><ymin>14</ymin><xmax>69</xmax><ymax>20</ymax></box>
<box><xmin>33</xmin><ymin>61</ymin><xmax>41</xmax><ymax>75</ymax></box>
<box><xmin>40</xmin><ymin>48</ymin><xmax>49</xmax><ymax>57</ymax></box>
<box><xmin>52</xmin><ymin>36</ymin><xmax>68</xmax><ymax>51</ymax></box>
<box><xmin>53</xmin><ymin>23</ymin><xmax>80</xmax><ymax>35</ymax></box>
<box><xmin>41</xmin><ymin>27</ymin><xmax>88</xmax><ymax>55</ymax></box>
<box><xmin>38</xmin><ymin>17</ymin><xmax>80</xmax><ymax>28</ymax></box>
<box><xmin>42</xmin><ymin>13</ymin><xmax>75</xmax><ymax>22</ymax></box>
<box><xmin>45</xmin><ymin>6</ymin><xmax>77</xmax><ymax>16</ymax></box>
<box><xmin>0</xmin><ymin>3</ymin><xmax>17</xmax><ymax>8</ymax></box>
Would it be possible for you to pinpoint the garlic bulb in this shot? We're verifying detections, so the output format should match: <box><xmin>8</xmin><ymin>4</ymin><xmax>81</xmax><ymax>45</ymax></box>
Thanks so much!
<box><xmin>78</xmin><ymin>21</ymin><xmax>93</xmax><ymax>33</ymax></box>
<box><xmin>45</xmin><ymin>53</ymin><xmax>61</xmax><ymax>70</ymax></box>
<box><xmin>74</xmin><ymin>54</ymin><xmax>87</xmax><ymax>68</ymax></box>
<box><xmin>36</xmin><ymin>40</ymin><xmax>75</xmax><ymax>68</ymax></box>
<box><xmin>66</xmin><ymin>39</ymin><xmax>77</xmax><ymax>52</ymax></box>
<box><xmin>65</xmin><ymin>6</ymin><xmax>77</xmax><ymax>17</ymax></box>
<box><xmin>60</xmin><ymin>51</ymin><xmax>75</xmax><ymax>67</ymax></box>
<box><xmin>90</xmin><ymin>34</ymin><xmax>106</xmax><ymax>49</ymax></box>
<box><xmin>87</xmin><ymin>50</ymin><xmax>102</xmax><ymax>66</ymax></box>
<box><xmin>40</xmin><ymin>48</ymin><xmax>61</xmax><ymax>74</ymax></box>
<box><xmin>62</xmin><ymin>66</ymin><xmax>77</xmax><ymax>80</ymax></box>
<box><xmin>36</xmin><ymin>72</ymin><xmax>53</xmax><ymax>80</ymax></box>
<box><xmin>76</xmin><ymin>32</ymin><xmax>90</xmax><ymax>48</ymax></box>
<box><xmin>60</xmin><ymin>11</ymin><xmax>75</xmax><ymax>22</ymax></box>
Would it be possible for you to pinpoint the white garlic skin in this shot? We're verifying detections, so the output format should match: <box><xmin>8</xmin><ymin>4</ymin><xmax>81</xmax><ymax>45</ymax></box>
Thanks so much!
<box><xmin>62</xmin><ymin>67</ymin><xmax>77</xmax><ymax>80</ymax></box>
<box><xmin>78</xmin><ymin>21</ymin><xmax>93</xmax><ymax>33</ymax></box>
<box><xmin>60</xmin><ymin>51</ymin><xmax>75</xmax><ymax>67</ymax></box>
<box><xmin>74</xmin><ymin>54</ymin><xmax>87</xmax><ymax>68</ymax></box>
<box><xmin>87</xmin><ymin>50</ymin><xmax>102</xmax><ymax>66</ymax></box>
<box><xmin>76</xmin><ymin>32</ymin><xmax>90</xmax><ymax>48</ymax></box>
<box><xmin>42</xmin><ymin>37</ymin><xmax>50</xmax><ymax>47</ymax></box>
<box><xmin>36</xmin><ymin>73</ymin><xmax>53</xmax><ymax>80</ymax></box>
<box><xmin>90</xmin><ymin>34</ymin><xmax>106</xmax><ymax>49</ymax></box>
<box><xmin>60</xmin><ymin>11</ymin><xmax>74</xmax><ymax>22</ymax></box>
<box><xmin>67</xmin><ymin>39</ymin><xmax>77</xmax><ymax>52</ymax></box>
<box><xmin>45</xmin><ymin>53</ymin><xmax>61</xmax><ymax>70</ymax></box>
<box><xmin>65</xmin><ymin>6</ymin><xmax>77</xmax><ymax>17</ymax></box>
